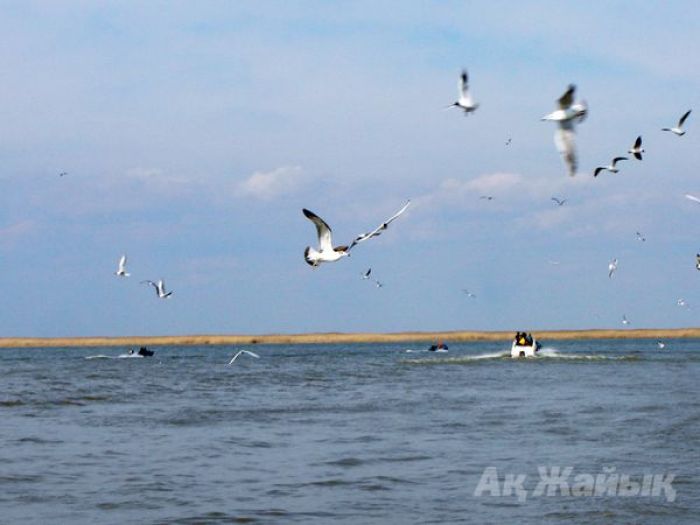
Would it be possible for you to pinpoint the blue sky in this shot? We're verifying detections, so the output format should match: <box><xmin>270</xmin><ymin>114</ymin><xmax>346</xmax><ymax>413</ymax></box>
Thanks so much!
<box><xmin>1</xmin><ymin>1</ymin><xmax>700</xmax><ymax>337</ymax></box>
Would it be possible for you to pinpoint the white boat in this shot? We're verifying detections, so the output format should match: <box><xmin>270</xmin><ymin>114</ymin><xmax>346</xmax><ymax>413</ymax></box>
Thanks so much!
<box><xmin>511</xmin><ymin>338</ymin><xmax>541</xmax><ymax>358</ymax></box>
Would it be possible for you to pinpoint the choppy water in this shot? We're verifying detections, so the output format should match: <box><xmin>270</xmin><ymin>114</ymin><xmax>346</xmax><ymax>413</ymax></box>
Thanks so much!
<box><xmin>1</xmin><ymin>339</ymin><xmax>699</xmax><ymax>524</ymax></box>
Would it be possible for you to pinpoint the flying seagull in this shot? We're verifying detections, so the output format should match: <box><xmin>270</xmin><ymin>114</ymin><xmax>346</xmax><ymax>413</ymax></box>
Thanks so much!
<box><xmin>462</xmin><ymin>289</ymin><xmax>476</xmax><ymax>298</ymax></box>
<box><xmin>635</xmin><ymin>231</ymin><xmax>646</xmax><ymax>242</ymax></box>
<box><xmin>302</xmin><ymin>209</ymin><xmax>351</xmax><ymax>267</ymax></box>
<box><xmin>373</xmin><ymin>279</ymin><xmax>384</xmax><ymax>289</ymax></box>
<box><xmin>480</xmin><ymin>195</ymin><xmax>494</xmax><ymax>201</ymax></box>
<box><xmin>662</xmin><ymin>110</ymin><xmax>691</xmax><ymax>136</ymax></box>
<box><xmin>141</xmin><ymin>279</ymin><xmax>173</xmax><ymax>299</ymax></box>
<box><xmin>505</xmin><ymin>138</ymin><xmax>512</xmax><ymax>146</ymax></box>
<box><xmin>349</xmin><ymin>200</ymin><xmax>411</xmax><ymax>250</ymax></box>
<box><xmin>447</xmin><ymin>69</ymin><xmax>479</xmax><ymax>115</ymax></box>
<box><xmin>608</xmin><ymin>258</ymin><xmax>618</xmax><ymax>278</ymax></box>
<box><xmin>622</xmin><ymin>314</ymin><xmax>630</xmax><ymax>326</ymax></box>
<box><xmin>657</xmin><ymin>341</ymin><xmax>666</xmax><ymax>349</ymax></box>
<box><xmin>542</xmin><ymin>84</ymin><xmax>588</xmax><ymax>177</ymax></box>
<box><xmin>114</xmin><ymin>254</ymin><xmax>130</xmax><ymax>277</ymax></box>
<box><xmin>677</xmin><ymin>298</ymin><xmax>689</xmax><ymax>308</ymax></box>
<box><xmin>227</xmin><ymin>350</ymin><xmax>260</xmax><ymax>365</ymax></box>
<box><xmin>594</xmin><ymin>157</ymin><xmax>628</xmax><ymax>177</ymax></box>
<box><xmin>59</xmin><ymin>171</ymin><xmax>68</xmax><ymax>177</ymax></box>
<box><xmin>361</xmin><ymin>268</ymin><xmax>372</xmax><ymax>280</ymax></box>
<box><xmin>628</xmin><ymin>136</ymin><xmax>644</xmax><ymax>160</ymax></box>
<box><xmin>696</xmin><ymin>254</ymin><xmax>700</xmax><ymax>270</ymax></box>
<box><xmin>685</xmin><ymin>194</ymin><xmax>700</xmax><ymax>204</ymax></box>
<box><xmin>551</xmin><ymin>197</ymin><xmax>566</xmax><ymax>206</ymax></box>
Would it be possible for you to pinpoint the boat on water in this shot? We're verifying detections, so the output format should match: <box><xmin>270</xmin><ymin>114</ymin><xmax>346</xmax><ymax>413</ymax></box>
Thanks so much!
<box><xmin>511</xmin><ymin>332</ymin><xmax>541</xmax><ymax>358</ymax></box>
<box><xmin>428</xmin><ymin>341</ymin><xmax>449</xmax><ymax>352</ymax></box>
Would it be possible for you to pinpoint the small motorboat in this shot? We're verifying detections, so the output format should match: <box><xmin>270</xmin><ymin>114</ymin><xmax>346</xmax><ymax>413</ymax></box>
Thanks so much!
<box><xmin>428</xmin><ymin>341</ymin><xmax>449</xmax><ymax>352</ymax></box>
<box><xmin>136</xmin><ymin>347</ymin><xmax>154</xmax><ymax>357</ymax></box>
<box><xmin>510</xmin><ymin>332</ymin><xmax>541</xmax><ymax>358</ymax></box>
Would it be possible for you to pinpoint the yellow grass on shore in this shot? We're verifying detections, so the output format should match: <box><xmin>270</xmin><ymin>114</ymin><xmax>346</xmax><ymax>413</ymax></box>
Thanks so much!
<box><xmin>1</xmin><ymin>328</ymin><xmax>700</xmax><ymax>348</ymax></box>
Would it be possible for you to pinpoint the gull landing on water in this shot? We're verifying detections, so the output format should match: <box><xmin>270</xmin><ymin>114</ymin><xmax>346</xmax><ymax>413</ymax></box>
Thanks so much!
<box><xmin>628</xmin><ymin>136</ymin><xmax>644</xmax><ymax>160</ymax></box>
<box><xmin>662</xmin><ymin>110</ymin><xmax>691</xmax><ymax>136</ymax></box>
<box><xmin>608</xmin><ymin>258</ymin><xmax>618</xmax><ymax>278</ymax></box>
<box><xmin>141</xmin><ymin>279</ymin><xmax>173</xmax><ymax>299</ymax></box>
<box><xmin>227</xmin><ymin>350</ymin><xmax>260</xmax><ymax>365</ymax></box>
<box><xmin>542</xmin><ymin>84</ymin><xmax>588</xmax><ymax>177</ymax></box>
<box><xmin>594</xmin><ymin>157</ymin><xmax>628</xmax><ymax>177</ymax></box>
<box><xmin>114</xmin><ymin>255</ymin><xmax>130</xmax><ymax>277</ymax></box>
<box><xmin>447</xmin><ymin>70</ymin><xmax>479</xmax><ymax>115</ymax></box>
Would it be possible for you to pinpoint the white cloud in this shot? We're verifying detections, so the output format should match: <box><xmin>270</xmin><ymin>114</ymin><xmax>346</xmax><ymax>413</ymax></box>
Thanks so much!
<box><xmin>236</xmin><ymin>165</ymin><xmax>308</xmax><ymax>201</ymax></box>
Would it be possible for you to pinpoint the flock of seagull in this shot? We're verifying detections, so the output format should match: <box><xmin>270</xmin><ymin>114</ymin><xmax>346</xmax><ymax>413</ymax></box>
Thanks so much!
<box><xmin>104</xmin><ymin>68</ymin><xmax>694</xmax><ymax>352</ymax></box>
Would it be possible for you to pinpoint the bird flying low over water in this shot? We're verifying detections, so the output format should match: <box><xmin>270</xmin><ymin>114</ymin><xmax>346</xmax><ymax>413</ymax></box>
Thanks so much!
<box><xmin>227</xmin><ymin>350</ymin><xmax>260</xmax><ymax>365</ymax></box>
<box><xmin>348</xmin><ymin>200</ymin><xmax>411</xmax><ymax>250</ymax></box>
<box><xmin>114</xmin><ymin>254</ymin><xmax>130</xmax><ymax>277</ymax></box>
<box><xmin>662</xmin><ymin>110</ymin><xmax>691</xmax><ymax>136</ymax></box>
<box><xmin>594</xmin><ymin>157</ymin><xmax>628</xmax><ymax>177</ymax></box>
<box><xmin>542</xmin><ymin>84</ymin><xmax>588</xmax><ymax>177</ymax></box>
<box><xmin>608</xmin><ymin>258</ymin><xmax>618</xmax><ymax>278</ymax></box>
<box><xmin>628</xmin><ymin>136</ymin><xmax>644</xmax><ymax>160</ymax></box>
<box><xmin>657</xmin><ymin>341</ymin><xmax>666</xmax><ymax>349</ymax></box>
<box><xmin>448</xmin><ymin>69</ymin><xmax>479</xmax><ymax>115</ymax></box>
<box><xmin>141</xmin><ymin>279</ymin><xmax>173</xmax><ymax>299</ymax></box>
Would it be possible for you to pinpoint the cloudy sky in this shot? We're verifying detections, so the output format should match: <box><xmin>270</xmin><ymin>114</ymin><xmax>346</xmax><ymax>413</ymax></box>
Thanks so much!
<box><xmin>1</xmin><ymin>1</ymin><xmax>700</xmax><ymax>337</ymax></box>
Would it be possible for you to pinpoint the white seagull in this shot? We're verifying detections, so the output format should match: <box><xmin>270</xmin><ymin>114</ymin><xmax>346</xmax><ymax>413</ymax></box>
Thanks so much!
<box><xmin>542</xmin><ymin>84</ymin><xmax>588</xmax><ymax>177</ymax></box>
<box><xmin>657</xmin><ymin>341</ymin><xmax>666</xmax><ymax>349</ymax></box>
<box><xmin>635</xmin><ymin>231</ymin><xmax>646</xmax><ymax>242</ymax></box>
<box><xmin>551</xmin><ymin>197</ymin><xmax>567</xmax><ymax>206</ymax></box>
<box><xmin>662</xmin><ymin>110</ymin><xmax>691</xmax><ymax>136</ymax></box>
<box><xmin>227</xmin><ymin>350</ymin><xmax>260</xmax><ymax>365</ymax></box>
<box><xmin>374</xmin><ymin>280</ymin><xmax>384</xmax><ymax>289</ymax></box>
<box><xmin>594</xmin><ymin>157</ymin><xmax>628</xmax><ymax>177</ymax></box>
<box><xmin>141</xmin><ymin>279</ymin><xmax>173</xmax><ymax>299</ymax></box>
<box><xmin>677</xmin><ymin>298</ymin><xmax>689</xmax><ymax>308</ymax></box>
<box><xmin>622</xmin><ymin>314</ymin><xmax>630</xmax><ymax>326</ymax></box>
<box><xmin>448</xmin><ymin>69</ymin><xmax>479</xmax><ymax>115</ymax></box>
<box><xmin>608</xmin><ymin>258</ymin><xmax>618</xmax><ymax>278</ymax></box>
<box><xmin>114</xmin><ymin>254</ymin><xmax>130</xmax><ymax>277</ymax></box>
<box><xmin>462</xmin><ymin>289</ymin><xmax>476</xmax><ymax>298</ymax></box>
<box><xmin>361</xmin><ymin>268</ymin><xmax>372</xmax><ymax>280</ymax></box>
<box><xmin>349</xmin><ymin>200</ymin><xmax>411</xmax><ymax>250</ymax></box>
<box><xmin>628</xmin><ymin>136</ymin><xmax>644</xmax><ymax>160</ymax></box>
<box><xmin>685</xmin><ymin>194</ymin><xmax>700</xmax><ymax>204</ymax></box>
<box><xmin>302</xmin><ymin>209</ymin><xmax>351</xmax><ymax>267</ymax></box>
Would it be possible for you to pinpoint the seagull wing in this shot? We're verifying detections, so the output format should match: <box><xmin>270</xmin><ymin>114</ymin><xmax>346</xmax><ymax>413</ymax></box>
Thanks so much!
<box><xmin>679</xmin><ymin>109</ymin><xmax>692</xmax><ymax>127</ymax></box>
<box><xmin>350</xmin><ymin>200</ymin><xmax>411</xmax><ymax>249</ymax></box>
<box><xmin>554</xmin><ymin>126</ymin><xmax>577</xmax><ymax>177</ymax></box>
<box><xmin>557</xmin><ymin>84</ymin><xmax>575</xmax><ymax>109</ymax></box>
<box><xmin>459</xmin><ymin>70</ymin><xmax>468</xmax><ymax>97</ymax></box>
<box><xmin>303</xmin><ymin>209</ymin><xmax>334</xmax><ymax>252</ymax></box>
<box><xmin>227</xmin><ymin>350</ymin><xmax>243</xmax><ymax>365</ymax></box>
<box><xmin>242</xmin><ymin>350</ymin><xmax>260</xmax><ymax>358</ymax></box>
<box><xmin>634</xmin><ymin>136</ymin><xmax>642</xmax><ymax>149</ymax></box>
<box><xmin>685</xmin><ymin>194</ymin><xmax>700</xmax><ymax>204</ymax></box>
<box><xmin>612</xmin><ymin>157</ymin><xmax>628</xmax><ymax>166</ymax></box>
<box><xmin>118</xmin><ymin>255</ymin><xmax>127</xmax><ymax>272</ymax></box>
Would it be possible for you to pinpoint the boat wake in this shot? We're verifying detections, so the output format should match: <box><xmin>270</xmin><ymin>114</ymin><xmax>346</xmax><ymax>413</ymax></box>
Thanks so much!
<box><xmin>85</xmin><ymin>353</ymin><xmax>144</xmax><ymax>359</ymax></box>
<box><xmin>402</xmin><ymin>347</ymin><xmax>639</xmax><ymax>365</ymax></box>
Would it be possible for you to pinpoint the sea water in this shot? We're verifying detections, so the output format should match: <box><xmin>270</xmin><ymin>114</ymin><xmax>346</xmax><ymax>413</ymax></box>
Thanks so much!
<box><xmin>1</xmin><ymin>339</ymin><xmax>699</xmax><ymax>524</ymax></box>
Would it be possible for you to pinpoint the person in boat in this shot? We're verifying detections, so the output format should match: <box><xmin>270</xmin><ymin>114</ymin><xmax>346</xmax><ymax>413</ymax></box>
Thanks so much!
<box><xmin>525</xmin><ymin>333</ymin><xmax>533</xmax><ymax>345</ymax></box>
<box><xmin>517</xmin><ymin>332</ymin><xmax>528</xmax><ymax>346</ymax></box>
<box><xmin>137</xmin><ymin>346</ymin><xmax>154</xmax><ymax>357</ymax></box>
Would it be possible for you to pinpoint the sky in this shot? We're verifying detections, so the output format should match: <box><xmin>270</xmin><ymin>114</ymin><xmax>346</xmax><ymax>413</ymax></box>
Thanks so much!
<box><xmin>1</xmin><ymin>1</ymin><xmax>700</xmax><ymax>337</ymax></box>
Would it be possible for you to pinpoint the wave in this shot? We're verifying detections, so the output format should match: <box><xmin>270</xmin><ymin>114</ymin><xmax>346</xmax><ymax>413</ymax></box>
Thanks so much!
<box><xmin>403</xmin><ymin>347</ymin><xmax>640</xmax><ymax>365</ymax></box>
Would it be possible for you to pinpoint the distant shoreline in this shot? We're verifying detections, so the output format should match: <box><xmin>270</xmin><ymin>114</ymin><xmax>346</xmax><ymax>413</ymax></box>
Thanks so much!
<box><xmin>1</xmin><ymin>328</ymin><xmax>700</xmax><ymax>348</ymax></box>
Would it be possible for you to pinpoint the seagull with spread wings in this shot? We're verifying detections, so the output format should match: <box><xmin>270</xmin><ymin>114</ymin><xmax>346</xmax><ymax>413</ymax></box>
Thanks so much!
<box><xmin>114</xmin><ymin>254</ymin><xmax>130</xmax><ymax>277</ymax></box>
<box><xmin>302</xmin><ymin>209</ymin><xmax>351</xmax><ymax>267</ymax></box>
<box><xmin>594</xmin><ymin>157</ymin><xmax>628</xmax><ymax>177</ymax></box>
<box><xmin>141</xmin><ymin>279</ymin><xmax>173</xmax><ymax>299</ymax></box>
<box><xmin>628</xmin><ymin>136</ymin><xmax>644</xmax><ymax>160</ymax></box>
<box><xmin>662</xmin><ymin>110</ymin><xmax>691</xmax><ymax>136</ymax></box>
<box><xmin>542</xmin><ymin>84</ymin><xmax>588</xmax><ymax>177</ymax></box>
<box><xmin>349</xmin><ymin>200</ymin><xmax>411</xmax><ymax>250</ymax></box>
<box><xmin>447</xmin><ymin>69</ymin><xmax>479</xmax><ymax>115</ymax></box>
<box><xmin>227</xmin><ymin>350</ymin><xmax>260</xmax><ymax>365</ymax></box>
<box><xmin>551</xmin><ymin>197</ymin><xmax>566</xmax><ymax>207</ymax></box>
